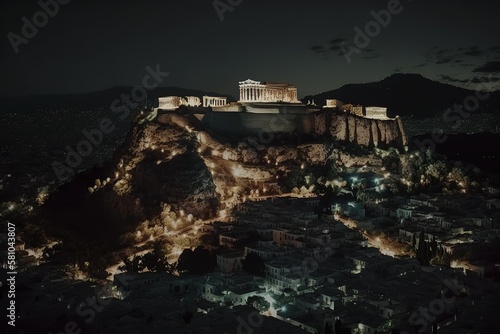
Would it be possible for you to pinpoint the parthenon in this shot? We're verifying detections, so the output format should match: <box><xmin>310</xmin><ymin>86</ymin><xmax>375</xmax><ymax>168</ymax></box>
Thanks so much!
<box><xmin>238</xmin><ymin>79</ymin><xmax>299</xmax><ymax>103</ymax></box>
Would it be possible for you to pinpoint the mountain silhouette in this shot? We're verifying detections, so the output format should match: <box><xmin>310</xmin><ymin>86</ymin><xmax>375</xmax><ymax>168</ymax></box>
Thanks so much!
<box><xmin>303</xmin><ymin>73</ymin><xmax>500</xmax><ymax>118</ymax></box>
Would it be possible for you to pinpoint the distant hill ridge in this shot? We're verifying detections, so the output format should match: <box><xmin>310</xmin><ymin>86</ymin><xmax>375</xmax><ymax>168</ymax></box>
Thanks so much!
<box><xmin>303</xmin><ymin>73</ymin><xmax>500</xmax><ymax>118</ymax></box>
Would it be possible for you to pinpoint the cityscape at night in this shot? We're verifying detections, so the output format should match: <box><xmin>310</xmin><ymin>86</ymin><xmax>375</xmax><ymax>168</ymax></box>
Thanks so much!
<box><xmin>1</xmin><ymin>1</ymin><xmax>500</xmax><ymax>333</ymax></box>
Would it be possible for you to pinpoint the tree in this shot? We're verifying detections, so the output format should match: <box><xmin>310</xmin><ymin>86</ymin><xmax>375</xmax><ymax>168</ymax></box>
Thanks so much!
<box><xmin>119</xmin><ymin>241</ymin><xmax>175</xmax><ymax>274</ymax></box>
<box><xmin>176</xmin><ymin>246</ymin><xmax>216</xmax><ymax>275</ymax></box>
<box><xmin>425</xmin><ymin>161</ymin><xmax>447</xmax><ymax>183</ymax></box>
<box><xmin>382</xmin><ymin>148</ymin><xmax>401</xmax><ymax>173</ymax></box>
<box><xmin>241</xmin><ymin>253</ymin><xmax>266</xmax><ymax>277</ymax></box>
<box><xmin>200</xmin><ymin>232</ymin><xmax>219</xmax><ymax>248</ymax></box>
<box><xmin>142</xmin><ymin>242</ymin><xmax>175</xmax><ymax>273</ymax></box>
<box><xmin>430</xmin><ymin>236</ymin><xmax>438</xmax><ymax>259</ymax></box>
<box><xmin>182</xmin><ymin>310</ymin><xmax>193</xmax><ymax>323</ymax></box>
<box><xmin>246</xmin><ymin>295</ymin><xmax>270</xmax><ymax>312</ymax></box>
<box><xmin>441</xmin><ymin>249</ymin><xmax>452</xmax><ymax>266</ymax></box>
<box><xmin>325</xmin><ymin>321</ymin><xmax>333</xmax><ymax>334</ymax></box>
<box><xmin>416</xmin><ymin>230</ymin><xmax>431</xmax><ymax>266</ymax></box>
<box><xmin>325</xmin><ymin>160</ymin><xmax>338</xmax><ymax>180</ymax></box>
<box><xmin>120</xmin><ymin>255</ymin><xmax>144</xmax><ymax>273</ymax></box>
<box><xmin>87</xmin><ymin>254</ymin><xmax>108</xmax><ymax>277</ymax></box>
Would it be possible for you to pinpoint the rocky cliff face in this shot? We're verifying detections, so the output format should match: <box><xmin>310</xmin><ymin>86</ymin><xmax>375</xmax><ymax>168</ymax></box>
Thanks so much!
<box><xmin>313</xmin><ymin>110</ymin><xmax>408</xmax><ymax>148</ymax></box>
<box><xmin>203</xmin><ymin>108</ymin><xmax>408</xmax><ymax>149</ymax></box>
<box><xmin>37</xmin><ymin>116</ymin><xmax>220</xmax><ymax>248</ymax></box>
<box><xmin>36</xmin><ymin>109</ymin><xmax>400</xmax><ymax>252</ymax></box>
<box><xmin>101</xmin><ymin>119</ymin><xmax>219</xmax><ymax>221</ymax></box>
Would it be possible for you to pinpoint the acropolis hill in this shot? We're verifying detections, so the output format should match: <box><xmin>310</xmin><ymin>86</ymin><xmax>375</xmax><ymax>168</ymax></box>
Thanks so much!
<box><xmin>158</xmin><ymin>79</ymin><xmax>408</xmax><ymax>148</ymax></box>
<box><xmin>32</xmin><ymin>78</ymin><xmax>410</xmax><ymax>257</ymax></box>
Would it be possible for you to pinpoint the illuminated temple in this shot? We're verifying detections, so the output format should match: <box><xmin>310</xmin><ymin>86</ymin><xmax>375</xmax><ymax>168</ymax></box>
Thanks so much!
<box><xmin>201</xmin><ymin>78</ymin><xmax>318</xmax><ymax>135</ymax></box>
<box><xmin>238</xmin><ymin>79</ymin><xmax>300</xmax><ymax>103</ymax></box>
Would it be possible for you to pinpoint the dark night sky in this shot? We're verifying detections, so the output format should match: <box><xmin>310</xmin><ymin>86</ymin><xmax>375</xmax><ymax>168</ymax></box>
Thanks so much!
<box><xmin>1</xmin><ymin>0</ymin><xmax>500</xmax><ymax>98</ymax></box>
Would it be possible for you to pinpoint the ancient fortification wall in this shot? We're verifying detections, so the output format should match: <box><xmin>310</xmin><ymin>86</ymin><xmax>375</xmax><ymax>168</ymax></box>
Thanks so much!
<box><xmin>202</xmin><ymin>109</ymin><xmax>408</xmax><ymax>148</ymax></box>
